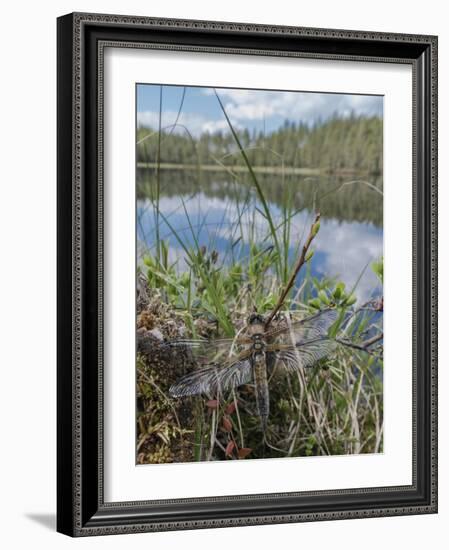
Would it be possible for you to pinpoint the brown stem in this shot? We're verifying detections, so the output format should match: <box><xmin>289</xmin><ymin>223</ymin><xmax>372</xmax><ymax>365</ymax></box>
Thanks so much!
<box><xmin>336</xmin><ymin>332</ymin><xmax>383</xmax><ymax>353</ymax></box>
<box><xmin>265</xmin><ymin>212</ymin><xmax>321</xmax><ymax>329</ymax></box>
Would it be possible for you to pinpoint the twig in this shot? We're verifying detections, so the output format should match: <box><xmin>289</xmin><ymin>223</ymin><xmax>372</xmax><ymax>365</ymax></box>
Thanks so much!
<box><xmin>265</xmin><ymin>213</ymin><xmax>321</xmax><ymax>328</ymax></box>
<box><xmin>336</xmin><ymin>332</ymin><xmax>383</xmax><ymax>353</ymax></box>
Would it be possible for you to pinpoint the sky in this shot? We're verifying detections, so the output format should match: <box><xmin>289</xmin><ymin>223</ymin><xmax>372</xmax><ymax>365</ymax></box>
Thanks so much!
<box><xmin>137</xmin><ymin>84</ymin><xmax>383</xmax><ymax>136</ymax></box>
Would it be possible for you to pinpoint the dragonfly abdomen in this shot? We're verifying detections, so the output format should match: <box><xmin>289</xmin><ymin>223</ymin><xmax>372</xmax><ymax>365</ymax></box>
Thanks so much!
<box><xmin>252</xmin><ymin>352</ymin><xmax>269</xmax><ymax>430</ymax></box>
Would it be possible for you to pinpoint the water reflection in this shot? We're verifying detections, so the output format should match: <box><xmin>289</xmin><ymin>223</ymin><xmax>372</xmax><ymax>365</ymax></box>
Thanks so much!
<box><xmin>137</xmin><ymin>169</ymin><xmax>383</xmax><ymax>227</ymax></box>
<box><xmin>137</xmin><ymin>172</ymin><xmax>383</xmax><ymax>302</ymax></box>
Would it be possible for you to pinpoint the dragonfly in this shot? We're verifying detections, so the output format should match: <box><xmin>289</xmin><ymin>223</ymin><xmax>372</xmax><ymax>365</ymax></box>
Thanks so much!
<box><xmin>168</xmin><ymin>308</ymin><xmax>338</xmax><ymax>429</ymax></box>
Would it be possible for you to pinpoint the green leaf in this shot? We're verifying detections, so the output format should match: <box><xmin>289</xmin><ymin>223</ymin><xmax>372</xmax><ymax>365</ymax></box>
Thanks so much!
<box><xmin>318</xmin><ymin>290</ymin><xmax>330</xmax><ymax>304</ymax></box>
<box><xmin>371</xmin><ymin>257</ymin><xmax>384</xmax><ymax>283</ymax></box>
<box><xmin>333</xmin><ymin>286</ymin><xmax>342</xmax><ymax>300</ymax></box>
<box><xmin>305</xmin><ymin>250</ymin><xmax>314</xmax><ymax>262</ymax></box>
<box><xmin>345</xmin><ymin>294</ymin><xmax>357</xmax><ymax>306</ymax></box>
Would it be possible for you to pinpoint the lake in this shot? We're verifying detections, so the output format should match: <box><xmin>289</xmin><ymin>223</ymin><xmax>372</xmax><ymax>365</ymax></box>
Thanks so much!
<box><xmin>137</xmin><ymin>169</ymin><xmax>383</xmax><ymax>302</ymax></box>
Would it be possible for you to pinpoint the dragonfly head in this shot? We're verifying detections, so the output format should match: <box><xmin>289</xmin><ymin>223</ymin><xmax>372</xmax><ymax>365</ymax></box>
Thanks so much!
<box><xmin>247</xmin><ymin>313</ymin><xmax>266</xmax><ymax>326</ymax></box>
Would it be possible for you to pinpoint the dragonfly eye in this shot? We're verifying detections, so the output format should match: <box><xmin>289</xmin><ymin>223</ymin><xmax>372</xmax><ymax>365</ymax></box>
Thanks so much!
<box><xmin>248</xmin><ymin>313</ymin><xmax>265</xmax><ymax>325</ymax></box>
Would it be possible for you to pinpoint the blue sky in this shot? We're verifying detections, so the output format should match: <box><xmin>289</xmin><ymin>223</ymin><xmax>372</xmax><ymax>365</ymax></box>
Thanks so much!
<box><xmin>137</xmin><ymin>84</ymin><xmax>383</xmax><ymax>136</ymax></box>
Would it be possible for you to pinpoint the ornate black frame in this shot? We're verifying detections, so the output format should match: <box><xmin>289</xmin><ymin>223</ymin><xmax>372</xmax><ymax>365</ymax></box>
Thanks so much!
<box><xmin>57</xmin><ymin>12</ymin><xmax>438</xmax><ymax>536</ymax></box>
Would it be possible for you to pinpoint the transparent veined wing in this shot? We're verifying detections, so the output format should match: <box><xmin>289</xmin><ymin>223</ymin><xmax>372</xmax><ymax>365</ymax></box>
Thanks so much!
<box><xmin>267</xmin><ymin>339</ymin><xmax>336</xmax><ymax>372</ymax></box>
<box><xmin>169</xmin><ymin>354</ymin><xmax>253</xmax><ymax>398</ymax></box>
<box><xmin>266</xmin><ymin>308</ymin><xmax>338</xmax><ymax>346</ymax></box>
<box><xmin>162</xmin><ymin>336</ymin><xmax>249</xmax><ymax>367</ymax></box>
<box><xmin>265</xmin><ymin>308</ymin><xmax>338</xmax><ymax>372</ymax></box>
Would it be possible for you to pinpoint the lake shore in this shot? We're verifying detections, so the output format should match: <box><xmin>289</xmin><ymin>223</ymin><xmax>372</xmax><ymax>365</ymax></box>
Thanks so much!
<box><xmin>137</xmin><ymin>162</ymin><xmax>375</xmax><ymax>177</ymax></box>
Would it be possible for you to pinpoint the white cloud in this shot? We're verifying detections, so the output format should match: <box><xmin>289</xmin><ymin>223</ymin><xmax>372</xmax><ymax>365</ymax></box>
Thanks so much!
<box><xmin>137</xmin><ymin>110</ymin><xmax>240</xmax><ymax>137</ymax></box>
<box><xmin>201</xmin><ymin>119</ymin><xmax>233</xmax><ymax>134</ymax></box>
<box><xmin>138</xmin><ymin>90</ymin><xmax>382</xmax><ymax>138</ymax></box>
<box><xmin>212</xmin><ymin>89</ymin><xmax>382</xmax><ymax>125</ymax></box>
<box><xmin>312</xmin><ymin>218</ymin><xmax>383</xmax><ymax>301</ymax></box>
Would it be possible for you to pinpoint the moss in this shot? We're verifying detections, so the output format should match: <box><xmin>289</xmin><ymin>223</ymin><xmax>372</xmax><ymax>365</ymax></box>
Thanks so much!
<box><xmin>136</xmin><ymin>289</ymin><xmax>196</xmax><ymax>463</ymax></box>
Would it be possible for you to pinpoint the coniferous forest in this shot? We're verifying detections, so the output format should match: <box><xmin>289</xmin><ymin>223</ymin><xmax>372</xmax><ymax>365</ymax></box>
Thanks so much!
<box><xmin>137</xmin><ymin>114</ymin><xmax>383</xmax><ymax>175</ymax></box>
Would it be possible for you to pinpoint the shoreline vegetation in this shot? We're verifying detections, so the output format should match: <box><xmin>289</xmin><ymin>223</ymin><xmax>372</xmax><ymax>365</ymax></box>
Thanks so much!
<box><xmin>136</xmin><ymin>101</ymin><xmax>384</xmax><ymax>464</ymax></box>
<box><xmin>137</xmin><ymin>162</ymin><xmax>366</xmax><ymax>177</ymax></box>
<box><xmin>137</xmin><ymin>265</ymin><xmax>384</xmax><ymax>464</ymax></box>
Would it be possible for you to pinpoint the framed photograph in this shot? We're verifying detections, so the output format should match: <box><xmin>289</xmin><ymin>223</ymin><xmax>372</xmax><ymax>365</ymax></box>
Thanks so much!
<box><xmin>57</xmin><ymin>12</ymin><xmax>438</xmax><ymax>536</ymax></box>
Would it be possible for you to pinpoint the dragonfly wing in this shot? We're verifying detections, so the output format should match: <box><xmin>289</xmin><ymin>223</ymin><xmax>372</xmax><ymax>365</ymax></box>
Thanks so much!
<box><xmin>276</xmin><ymin>339</ymin><xmax>336</xmax><ymax>372</ymax></box>
<box><xmin>169</xmin><ymin>357</ymin><xmax>253</xmax><ymax>398</ymax></box>
<box><xmin>267</xmin><ymin>309</ymin><xmax>338</xmax><ymax>372</ymax></box>
<box><xmin>267</xmin><ymin>308</ymin><xmax>338</xmax><ymax>345</ymax></box>
<box><xmin>163</xmin><ymin>337</ymin><xmax>239</xmax><ymax>366</ymax></box>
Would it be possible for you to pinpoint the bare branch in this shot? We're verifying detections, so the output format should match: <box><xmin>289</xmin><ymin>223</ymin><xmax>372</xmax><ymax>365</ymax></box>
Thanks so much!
<box><xmin>265</xmin><ymin>212</ymin><xmax>321</xmax><ymax>328</ymax></box>
<box><xmin>336</xmin><ymin>332</ymin><xmax>383</xmax><ymax>354</ymax></box>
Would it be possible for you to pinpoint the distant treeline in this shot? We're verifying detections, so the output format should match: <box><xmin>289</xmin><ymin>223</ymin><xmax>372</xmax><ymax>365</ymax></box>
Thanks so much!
<box><xmin>137</xmin><ymin>115</ymin><xmax>383</xmax><ymax>175</ymax></box>
<box><xmin>137</xmin><ymin>169</ymin><xmax>383</xmax><ymax>227</ymax></box>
